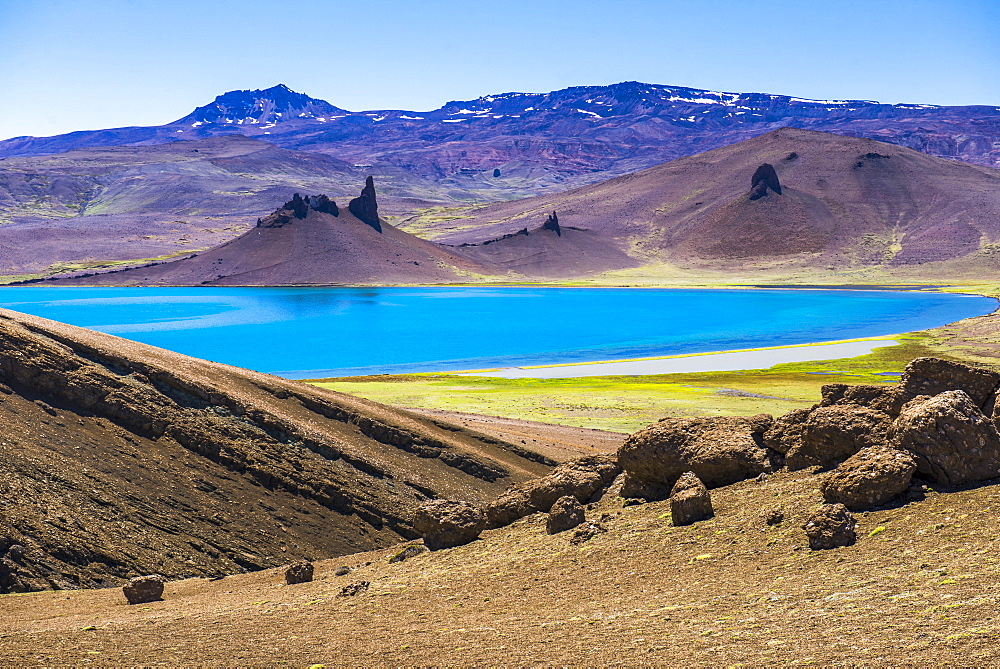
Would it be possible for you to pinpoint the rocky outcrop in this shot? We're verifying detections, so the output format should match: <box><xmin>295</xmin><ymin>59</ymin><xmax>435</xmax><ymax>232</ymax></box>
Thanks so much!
<box><xmin>669</xmin><ymin>472</ymin><xmax>713</xmax><ymax>526</ymax></box>
<box><xmin>803</xmin><ymin>504</ymin><xmax>856</xmax><ymax>550</ymax></box>
<box><xmin>348</xmin><ymin>176</ymin><xmax>381</xmax><ymax>232</ymax></box>
<box><xmin>788</xmin><ymin>405</ymin><xmax>892</xmax><ymax>470</ymax></box>
<box><xmin>618</xmin><ymin>414</ymin><xmax>779</xmax><ymax>499</ymax></box>
<box><xmin>413</xmin><ymin>500</ymin><xmax>487</xmax><ymax>550</ymax></box>
<box><xmin>820</xmin><ymin>446</ymin><xmax>916</xmax><ymax>510</ymax></box>
<box><xmin>546</xmin><ymin>496</ymin><xmax>585</xmax><ymax>534</ymax></box>
<box><xmin>485</xmin><ymin>455</ymin><xmax>620</xmax><ymax>528</ymax></box>
<box><xmin>542</xmin><ymin>211</ymin><xmax>561</xmax><ymax>236</ymax></box>
<box><xmin>123</xmin><ymin>575</ymin><xmax>165</xmax><ymax>604</ymax></box>
<box><xmin>889</xmin><ymin>390</ymin><xmax>1000</xmax><ymax>485</ymax></box>
<box><xmin>257</xmin><ymin>193</ymin><xmax>339</xmax><ymax>228</ymax></box>
<box><xmin>306</xmin><ymin>194</ymin><xmax>339</xmax><ymax>216</ymax></box>
<box><xmin>749</xmin><ymin>163</ymin><xmax>781</xmax><ymax>200</ymax></box>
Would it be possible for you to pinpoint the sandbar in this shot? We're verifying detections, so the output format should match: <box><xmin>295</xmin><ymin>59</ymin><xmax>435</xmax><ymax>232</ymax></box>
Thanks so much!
<box><xmin>454</xmin><ymin>338</ymin><xmax>900</xmax><ymax>379</ymax></box>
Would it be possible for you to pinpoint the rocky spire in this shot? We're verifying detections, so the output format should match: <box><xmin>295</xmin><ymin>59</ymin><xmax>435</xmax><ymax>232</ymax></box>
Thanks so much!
<box><xmin>749</xmin><ymin>163</ymin><xmax>782</xmax><ymax>200</ymax></box>
<box><xmin>542</xmin><ymin>211</ymin><xmax>561</xmax><ymax>236</ymax></box>
<box><xmin>348</xmin><ymin>176</ymin><xmax>382</xmax><ymax>232</ymax></box>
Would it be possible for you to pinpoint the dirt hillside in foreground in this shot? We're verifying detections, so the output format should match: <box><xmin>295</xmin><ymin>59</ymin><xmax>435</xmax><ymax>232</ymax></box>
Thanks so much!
<box><xmin>0</xmin><ymin>308</ymin><xmax>567</xmax><ymax>592</ymax></box>
<box><xmin>2</xmin><ymin>467</ymin><xmax>997</xmax><ymax>665</ymax></box>
<box><xmin>426</xmin><ymin>128</ymin><xmax>1000</xmax><ymax>276</ymax></box>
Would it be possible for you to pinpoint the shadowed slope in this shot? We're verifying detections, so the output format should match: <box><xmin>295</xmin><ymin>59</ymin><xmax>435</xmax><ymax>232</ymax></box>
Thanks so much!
<box><xmin>0</xmin><ymin>308</ymin><xmax>552</xmax><ymax>592</ymax></box>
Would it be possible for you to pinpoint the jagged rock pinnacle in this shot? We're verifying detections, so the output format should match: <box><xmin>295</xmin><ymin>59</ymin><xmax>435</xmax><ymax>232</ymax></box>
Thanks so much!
<box><xmin>348</xmin><ymin>176</ymin><xmax>382</xmax><ymax>233</ymax></box>
<box><xmin>749</xmin><ymin>163</ymin><xmax>782</xmax><ymax>200</ymax></box>
<box><xmin>543</xmin><ymin>211</ymin><xmax>561</xmax><ymax>236</ymax></box>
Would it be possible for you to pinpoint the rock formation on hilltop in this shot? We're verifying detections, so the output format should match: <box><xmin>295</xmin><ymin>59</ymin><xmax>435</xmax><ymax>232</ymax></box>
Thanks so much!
<box><xmin>349</xmin><ymin>176</ymin><xmax>382</xmax><ymax>232</ymax></box>
<box><xmin>256</xmin><ymin>193</ymin><xmax>340</xmax><ymax>228</ymax></box>
<box><xmin>542</xmin><ymin>211</ymin><xmax>561</xmax><ymax>236</ymax></box>
<box><xmin>749</xmin><ymin>163</ymin><xmax>782</xmax><ymax>200</ymax></box>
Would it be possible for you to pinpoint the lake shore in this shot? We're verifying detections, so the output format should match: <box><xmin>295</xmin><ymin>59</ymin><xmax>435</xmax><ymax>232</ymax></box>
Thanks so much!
<box><xmin>451</xmin><ymin>337</ymin><xmax>902</xmax><ymax>378</ymax></box>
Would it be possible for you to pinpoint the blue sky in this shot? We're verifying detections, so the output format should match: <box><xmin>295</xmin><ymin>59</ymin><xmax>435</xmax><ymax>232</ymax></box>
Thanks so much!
<box><xmin>0</xmin><ymin>0</ymin><xmax>997</xmax><ymax>140</ymax></box>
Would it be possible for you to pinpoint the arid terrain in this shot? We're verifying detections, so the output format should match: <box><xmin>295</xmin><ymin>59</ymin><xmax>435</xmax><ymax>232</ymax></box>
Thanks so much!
<box><xmin>1</xmin><ymin>295</ymin><xmax>1000</xmax><ymax>664</ymax></box>
<box><xmin>2</xmin><ymin>444</ymin><xmax>998</xmax><ymax>665</ymax></box>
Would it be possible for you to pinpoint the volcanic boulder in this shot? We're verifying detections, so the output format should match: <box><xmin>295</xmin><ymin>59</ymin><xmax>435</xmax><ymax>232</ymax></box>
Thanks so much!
<box><xmin>546</xmin><ymin>495</ymin><xmax>585</xmax><ymax>534</ymax></box>
<box><xmin>897</xmin><ymin>357</ymin><xmax>1000</xmax><ymax>414</ymax></box>
<box><xmin>122</xmin><ymin>575</ymin><xmax>165</xmax><ymax>604</ymax></box>
<box><xmin>485</xmin><ymin>455</ymin><xmax>620</xmax><ymax>528</ymax></box>
<box><xmin>803</xmin><ymin>504</ymin><xmax>856</xmax><ymax>550</ymax></box>
<box><xmin>749</xmin><ymin>163</ymin><xmax>781</xmax><ymax>200</ymax></box>
<box><xmin>348</xmin><ymin>176</ymin><xmax>382</xmax><ymax>232</ymax></box>
<box><xmin>889</xmin><ymin>390</ymin><xmax>1000</xmax><ymax>485</ymax></box>
<box><xmin>669</xmin><ymin>472</ymin><xmax>714</xmax><ymax>526</ymax></box>
<box><xmin>788</xmin><ymin>405</ymin><xmax>892</xmax><ymax>471</ymax></box>
<box><xmin>819</xmin><ymin>383</ymin><xmax>905</xmax><ymax>415</ymax></box>
<box><xmin>284</xmin><ymin>561</ymin><xmax>314</xmax><ymax>585</ymax></box>
<box><xmin>763</xmin><ymin>407</ymin><xmax>811</xmax><ymax>455</ymax></box>
<box><xmin>618</xmin><ymin>414</ymin><xmax>778</xmax><ymax>500</ymax></box>
<box><xmin>413</xmin><ymin>499</ymin><xmax>487</xmax><ymax>550</ymax></box>
<box><xmin>820</xmin><ymin>446</ymin><xmax>917</xmax><ymax>510</ymax></box>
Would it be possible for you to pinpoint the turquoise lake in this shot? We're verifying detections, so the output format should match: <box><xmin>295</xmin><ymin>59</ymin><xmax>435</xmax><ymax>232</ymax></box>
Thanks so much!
<box><xmin>0</xmin><ymin>287</ymin><xmax>994</xmax><ymax>378</ymax></box>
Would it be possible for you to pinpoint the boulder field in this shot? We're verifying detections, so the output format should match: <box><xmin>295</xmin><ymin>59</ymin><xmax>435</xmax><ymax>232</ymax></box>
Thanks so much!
<box><xmin>421</xmin><ymin>356</ymin><xmax>1000</xmax><ymax>549</ymax></box>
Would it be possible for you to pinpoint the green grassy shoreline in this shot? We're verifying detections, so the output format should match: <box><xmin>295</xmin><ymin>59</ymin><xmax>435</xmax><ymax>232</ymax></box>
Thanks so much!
<box><xmin>309</xmin><ymin>282</ymin><xmax>1000</xmax><ymax>433</ymax></box>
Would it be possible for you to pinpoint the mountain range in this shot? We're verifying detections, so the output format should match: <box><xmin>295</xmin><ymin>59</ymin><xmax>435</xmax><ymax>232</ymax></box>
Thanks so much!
<box><xmin>2</xmin><ymin>82</ymin><xmax>998</xmax><ymax>196</ymax></box>
<box><xmin>33</xmin><ymin>128</ymin><xmax>1000</xmax><ymax>286</ymax></box>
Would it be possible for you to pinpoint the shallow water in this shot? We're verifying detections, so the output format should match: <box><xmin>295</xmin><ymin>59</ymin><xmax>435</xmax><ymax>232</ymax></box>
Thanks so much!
<box><xmin>0</xmin><ymin>286</ymin><xmax>993</xmax><ymax>378</ymax></box>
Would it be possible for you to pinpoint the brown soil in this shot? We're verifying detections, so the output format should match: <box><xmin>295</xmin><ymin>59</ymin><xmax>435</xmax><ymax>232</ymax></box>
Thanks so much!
<box><xmin>402</xmin><ymin>406</ymin><xmax>624</xmax><ymax>462</ymax></box>
<box><xmin>2</xmin><ymin>468</ymin><xmax>997</xmax><ymax>665</ymax></box>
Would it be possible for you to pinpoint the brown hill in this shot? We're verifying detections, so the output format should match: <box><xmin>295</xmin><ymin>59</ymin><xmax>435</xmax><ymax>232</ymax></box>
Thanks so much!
<box><xmin>41</xmin><ymin>179</ymin><xmax>635</xmax><ymax>285</ymax></box>
<box><xmin>0</xmin><ymin>307</ymin><xmax>558</xmax><ymax>593</ymax></box>
<box><xmin>44</xmin><ymin>181</ymin><xmax>495</xmax><ymax>286</ymax></box>
<box><xmin>426</xmin><ymin>128</ymin><xmax>1000</xmax><ymax>276</ymax></box>
<box><xmin>447</xmin><ymin>213</ymin><xmax>640</xmax><ymax>278</ymax></box>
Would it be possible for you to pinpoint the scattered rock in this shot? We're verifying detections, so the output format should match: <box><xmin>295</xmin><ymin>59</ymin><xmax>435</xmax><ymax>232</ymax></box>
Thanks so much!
<box><xmin>749</xmin><ymin>163</ymin><xmax>782</xmax><ymax>200</ymax></box>
<box><xmin>788</xmin><ymin>405</ymin><xmax>891</xmax><ymax>470</ymax></box>
<box><xmin>889</xmin><ymin>390</ymin><xmax>1000</xmax><ymax>485</ymax></box>
<box><xmin>284</xmin><ymin>561</ymin><xmax>313</xmax><ymax>585</ymax></box>
<box><xmin>669</xmin><ymin>472</ymin><xmax>714</xmax><ymax>526</ymax></box>
<box><xmin>485</xmin><ymin>455</ymin><xmax>620</xmax><ymax>529</ymax></box>
<box><xmin>412</xmin><ymin>499</ymin><xmax>487</xmax><ymax>550</ymax></box>
<box><xmin>764</xmin><ymin>508</ymin><xmax>784</xmax><ymax>526</ymax></box>
<box><xmin>570</xmin><ymin>521</ymin><xmax>607</xmax><ymax>545</ymax></box>
<box><xmin>542</xmin><ymin>211</ymin><xmax>561</xmax><ymax>236</ymax></box>
<box><xmin>348</xmin><ymin>176</ymin><xmax>382</xmax><ymax>232</ymax></box>
<box><xmin>334</xmin><ymin>566</ymin><xmax>352</xmax><ymax>576</ymax></box>
<box><xmin>618</xmin><ymin>414</ymin><xmax>778</xmax><ymax>499</ymax></box>
<box><xmin>388</xmin><ymin>545</ymin><xmax>428</xmax><ymax>564</ymax></box>
<box><xmin>546</xmin><ymin>495</ymin><xmax>585</xmax><ymax>534</ymax></box>
<box><xmin>492</xmin><ymin>168</ymin><xmax>501</xmax><ymax>177</ymax></box>
<box><xmin>803</xmin><ymin>504</ymin><xmax>856</xmax><ymax>550</ymax></box>
<box><xmin>122</xmin><ymin>575</ymin><xmax>165</xmax><ymax>604</ymax></box>
<box><xmin>898</xmin><ymin>357</ymin><xmax>1000</xmax><ymax>414</ymax></box>
<box><xmin>820</xmin><ymin>446</ymin><xmax>917</xmax><ymax>510</ymax></box>
<box><xmin>337</xmin><ymin>581</ymin><xmax>370</xmax><ymax>597</ymax></box>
